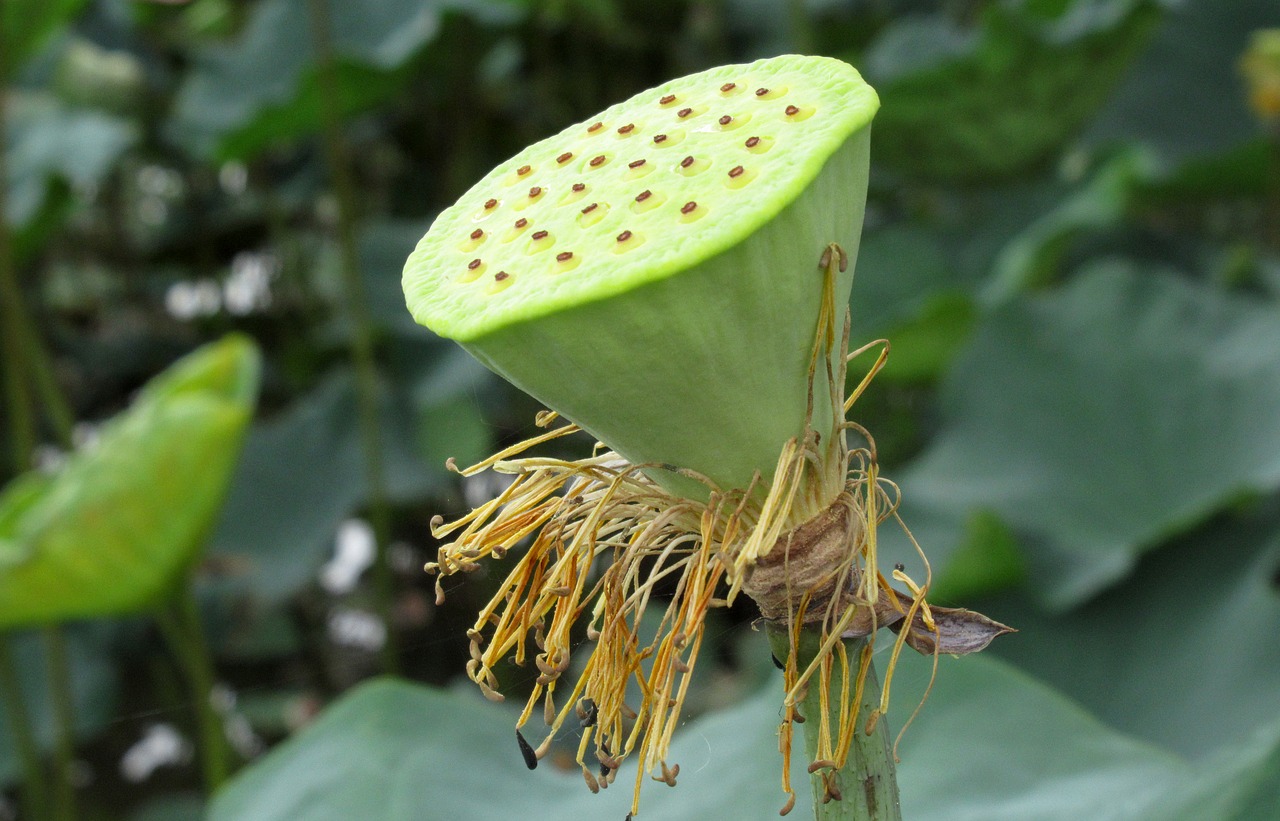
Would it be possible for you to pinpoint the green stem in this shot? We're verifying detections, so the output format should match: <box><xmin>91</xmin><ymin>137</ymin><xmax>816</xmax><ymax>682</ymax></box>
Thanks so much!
<box><xmin>305</xmin><ymin>0</ymin><xmax>400</xmax><ymax>675</ymax></box>
<box><xmin>154</xmin><ymin>582</ymin><xmax>232</xmax><ymax>793</ymax></box>
<box><xmin>767</xmin><ymin>627</ymin><xmax>902</xmax><ymax>821</ymax></box>
<box><xmin>42</xmin><ymin>627</ymin><xmax>77</xmax><ymax>821</ymax></box>
<box><xmin>0</xmin><ymin>634</ymin><xmax>48</xmax><ymax>820</ymax></box>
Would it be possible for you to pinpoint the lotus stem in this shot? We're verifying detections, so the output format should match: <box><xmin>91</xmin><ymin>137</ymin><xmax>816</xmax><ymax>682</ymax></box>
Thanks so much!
<box><xmin>0</xmin><ymin>634</ymin><xmax>48</xmax><ymax>820</ymax></box>
<box><xmin>768</xmin><ymin>626</ymin><xmax>901</xmax><ymax>821</ymax></box>
<box><xmin>154</xmin><ymin>582</ymin><xmax>232</xmax><ymax>792</ymax></box>
<box><xmin>42</xmin><ymin>627</ymin><xmax>77</xmax><ymax>821</ymax></box>
<box><xmin>305</xmin><ymin>0</ymin><xmax>400</xmax><ymax>675</ymax></box>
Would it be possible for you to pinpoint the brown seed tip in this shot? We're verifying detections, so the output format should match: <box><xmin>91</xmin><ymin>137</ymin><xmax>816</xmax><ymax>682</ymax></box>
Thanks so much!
<box><xmin>494</xmin><ymin>271</ymin><xmax>509</xmax><ymax>282</ymax></box>
<box><xmin>718</xmin><ymin>115</ymin><xmax>732</xmax><ymax>125</ymax></box>
<box><xmin>528</xmin><ymin>186</ymin><xmax>542</xmax><ymax>198</ymax></box>
<box><xmin>677</xmin><ymin>107</ymin><xmax>692</xmax><ymax>118</ymax></box>
<box><xmin>590</xmin><ymin>155</ymin><xmax>606</xmax><ymax>167</ymax></box>
<box><xmin>653</xmin><ymin>134</ymin><xmax>668</xmax><ymax>144</ymax></box>
<box><xmin>635</xmin><ymin>190</ymin><xmax>651</xmax><ymax>202</ymax></box>
<box><xmin>720</xmin><ymin>82</ymin><xmax>736</xmax><ymax>92</ymax></box>
<box><xmin>483</xmin><ymin>198</ymin><xmax>498</xmax><ymax>209</ymax></box>
<box><xmin>470</xmin><ymin>228</ymin><xmax>484</xmax><ymax>239</ymax></box>
<box><xmin>680</xmin><ymin>201</ymin><xmax>697</xmax><ymax>214</ymax></box>
<box><xmin>517</xmin><ymin>165</ymin><xmax>531</xmax><ymax>176</ymax></box>
<box><xmin>755</xmin><ymin>87</ymin><xmax>769</xmax><ymax>96</ymax></box>
<box><xmin>587</xmin><ymin>121</ymin><xmax>603</xmax><ymax>132</ymax></box>
<box><xmin>556</xmin><ymin>152</ymin><xmax>573</xmax><ymax>164</ymax></box>
<box><xmin>531</xmin><ymin>230</ymin><xmax>548</xmax><ymax>240</ymax></box>
<box><xmin>628</xmin><ymin>159</ymin><xmax>646</xmax><ymax>169</ymax></box>
<box><xmin>679</xmin><ymin>155</ymin><xmax>695</xmax><ymax>168</ymax></box>
<box><xmin>729</xmin><ymin>165</ymin><xmax>745</xmax><ymax>178</ymax></box>
<box><xmin>556</xmin><ymin>251</ymin><xmax>574</xmax><ymax>262</ymax></box>
<box><xmin>514</xmin><ymin>218</ymin><xmax>528</xmax><ymax>228</ymax></box>
<box><xmin>785</xmin><ymin>105</ymin><xmax>800</xmax><ymax>116</ymax></box>
<box><xmin>571</xmin><ymin>182</ymin><xmax>586</xmax><ymax>192</ymax></box>
<box><xmin>616</xmin><ymin>230</ymin><xmax>632</xmax><ymax>243</ymax></box>
<box><xmin>617</xmin><ymin>123</ymin><xmax>635</xmax><ymax>134</ymax></box>
<box><xmin>659</xmin><ymin>94</ymin><xmax>676</xmax><ymax>105</ymax></box>
<box><xmin>467</xmin><ymin>258</ymin><xmax>482</xmax><ymax>270</ymax></box>
<box><xmin>745</xmin><ymin>136</ymin><xmax>760</xmax><ymax>148</ymax></box>
<box><xmin>582</xmin><ymin>202</ymin><xmax>598</xmax><ymax>214</ymax></box>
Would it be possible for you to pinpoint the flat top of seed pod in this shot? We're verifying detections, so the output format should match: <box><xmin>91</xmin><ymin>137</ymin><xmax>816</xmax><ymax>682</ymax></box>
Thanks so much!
<box><xmin>403</xmin><ymin>54</ymin><xmax>878</xmax><ymax>342</ymax></box>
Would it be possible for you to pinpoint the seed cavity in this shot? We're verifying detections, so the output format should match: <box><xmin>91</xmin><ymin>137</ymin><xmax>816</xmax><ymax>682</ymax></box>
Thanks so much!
<box><xmin>651</xmin><ymin>128</ymin><xmax>684</xmax><ymax>147</ymax></box>
<box><xmin>525</xmin><ymin>230</ymin><xmax>553</xmax><ymax>255</ymax></box>
<box><xmin>556</xmin><ymin>152</ymin><xmax>574</xmax><ymax>164</ymax></box>
<box><xmin>613</xmin><ymin>229</ymin><xmax>644</xmax><ymax>254</ymax></box>
<box><xmin>554</xmin><ymin>250</ymin><xmax>580</xmax><ymax>272</ymax></box>
<box><xmin>726</xmin><ymin>164</ymin><xmax>758</xmax><ymax>189</ymax></box>
<box><xmin>503</xmin><ymin>218</ymin><xmax>533</xmax><ymax>242</ymax></box>
<box><xmin>624</xmin><ymin>159</ymin><xmax>653</xmax><ymax>180</ymax></box>
<box><xmin>675</xmin><ymin>155</ymin><xmax>710</xmax><ymax>176</ymax></box>
<box><xmin>630</xmin><ymin>189</ymin><xmax>666</xmax><ymax>213</ymax></box>
<box><xmin>679</xmin><ymin>200</ymin><xmax>706</xmax><ymax>223</ymax></box>
<box><xmin>577</xmin><ymin>202</ymin><xmax>609</xmax><ymax>227</ymax></box>
<box><xmin>489</xmin><ymin>270</ymin><xmax>515</xmax><ymax>293</ymax></box>
<box><xmin>459</xmin><ymin>258</ymin><xmax>485</xmax><ymax>281</ymax></box>
<box><xmin>755</xmin><ymin>85</ymin><xmax>788</xmax><ymax>99</ymax></box>
<box><xmin>783</xmin><ymin>104</ymin><xmax>815</xmax><ymax>121</ymax></box>
<box><xmin>559</xmin><ymin>183</ymin><xmax>589</xmax><ymax>206</ymax></box>
<box><xmin>713</xmin><ymin>112</ymin><xmax>750</xmax><ymax>131</ymax></box>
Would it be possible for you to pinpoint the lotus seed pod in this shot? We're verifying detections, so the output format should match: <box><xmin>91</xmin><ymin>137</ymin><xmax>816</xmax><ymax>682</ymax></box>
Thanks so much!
<box><xmin>403</xmin><ymin>55</ymin><xmax>877</xmax><ymax>497</ymax></box>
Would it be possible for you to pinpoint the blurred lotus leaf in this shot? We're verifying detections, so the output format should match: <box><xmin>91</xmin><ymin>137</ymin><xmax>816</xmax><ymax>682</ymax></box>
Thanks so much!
<box><xmin>865</xmin><ymin>0</ymin><xmax>1162</xmax><ymax>182</ymax></box>
<box><xmin>0</xmin><ymin>334</ymin><xmax>261</xmax><ymax>627</ymax></box>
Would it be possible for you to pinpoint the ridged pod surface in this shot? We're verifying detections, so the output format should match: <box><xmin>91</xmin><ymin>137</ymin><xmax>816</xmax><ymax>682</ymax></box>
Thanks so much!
<box><xmin>404</xmin><ymin>55</ymin><xmax>878</xmax><ymax>496</ymax></box>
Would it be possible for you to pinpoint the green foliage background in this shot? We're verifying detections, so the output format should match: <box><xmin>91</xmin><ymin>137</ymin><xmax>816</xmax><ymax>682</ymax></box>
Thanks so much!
<box><xmin>2</xmin><ymin>0</ymin><xmax>1279</xmax><ymax>818</ymax></box>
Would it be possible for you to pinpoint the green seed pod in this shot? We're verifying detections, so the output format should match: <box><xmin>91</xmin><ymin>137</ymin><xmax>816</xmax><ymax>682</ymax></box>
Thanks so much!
<box><xmin>403</xmin><ymin>55</ymin><xmax>877</xmax><ymax>497</ymax></box>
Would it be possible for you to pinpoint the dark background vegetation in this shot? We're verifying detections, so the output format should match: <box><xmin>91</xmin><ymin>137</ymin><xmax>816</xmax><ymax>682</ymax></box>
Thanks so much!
<box><xmin>2</xmin><ymin>0</ymin><xmax>1280</xmax><ymax>819</ymax></box>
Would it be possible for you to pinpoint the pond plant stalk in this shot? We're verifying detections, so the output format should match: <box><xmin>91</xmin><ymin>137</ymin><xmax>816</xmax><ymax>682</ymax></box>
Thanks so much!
<box><xmin>305</xmin><ymin>0</ymin><xmax>401</xmax><ymax>675</ymax></box>
<box><xmin>0</xmin><ymin>21</ymin><xmax>80</xmax><ymax>818</ymax></box>
<box><xmin>403</xmin><ymin>56</ymin><xmax>1010</xmax><ymax>818</ymax></box>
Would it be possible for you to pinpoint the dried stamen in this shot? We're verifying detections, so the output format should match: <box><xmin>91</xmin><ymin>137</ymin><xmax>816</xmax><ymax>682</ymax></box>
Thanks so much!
<box><xmin>514</xmin><ymin>218</ymin><xmax>528</xmax><ymax>229</ymax></box>
<box><xmin>720</xmin><ymin>82</ymin><xmax>736</xmax><ymax>92</ymax></box>
<box><xmin>745</xmin><ymin>136</ymin><xmax>760</xmax><ymax>148</ymax></box>
<box><xmin>677</xmin><ymin>107</ymin><xmax>693</xmax><ymax>118</ymax></box>
<box><xmin>483</xmin><ymin>198</ymin><xmax>497</xmax><ymax>210</ymax></box>
<box><xmin>718</xmin><ymin>115</ymin><xmax>732</xmax><ymax>126</ymax></box>
<box><xmin>680</xmin><ymin>201</ymin><xmax>697</xmax><ymax>214</ymax></box>
<box><xmin>616</xmin><ymin>230</ymin><xmax>632</xmax><ymax>242</ymax></box>
<box><xmin>470</xmin><ymin>228</ymin><xmax>484</xmax><ymax>240</ymax></box>
<box><xmin>531</xmin><ymin>230</ymin><xmax>549</xmax><ymax>240</ymax></box>
<box><xmin>587</xmin><ymin>121</ymin><xmax>603</xmax><ymax>132</ymax></box>
<box><xmin>572</xmin><ymin>182</ymin><xmax>586</xmax><ymax>192</ymax></box>
<box><xmin>468</xmin><ymin>258</ymin><xmax>482</xmax><ymax>270</ymax></box>
<box><xmin>659</xmin><ymin>94</ymin><xmax>676</xmax><ymax>105</ymax></box>
<box><xmin>493</xmin><ymin>271</ymin><xmax>509</xmax><ymax>282</ymax></box>
<box><xmin>679</xmin><ymin>156</ymin><xmax>695</xmax><ymax>168</ymax></box>
<box><xmin>728</xmin><ymin>165</ymin><xmax>745</xmax><ymax>178</ymax></box>
<box><xmin>755</xmin><ymin>87</ymin><xmax>769</xmax><ymax>96</ymax></box>
<box><xmin>635</xmin><ymin>190</ymin><xmax>652</xmax><ymax>203</ymax></box>
<box><xmin>556</xmin><ymin>251</ymin><xmax>574</xmax><ymax>262</ymax></box>
<box><xmin>516</xmin><ymin>729</ymin><xmax>538</xmax><ymax>770</ymax></box>
<box><xmin>529</xmin><ymin>186</ymin><xmax>542</xmax><ymax>198</ymax></box>
<box><xmin>590</xmin><ymin>155</ymin><xmax>607</xmax><ymax>167</ymax></box>
<box><xmin>582</xmin><ymin>203</ymin><xmax>598</xmax><ymax>214</ymax></box>
<box><xmin>617</xmin><ymin>124</ymin><xmax>635</xmax><ymax>134</ymax></box>
<box><xmin>628</xmin><ymin>159</ymin><xmax>647</xmax><ymax>169</ymax></box>
<box><xmin>653</xmin><ymin>134</ymin><xmax>668</xmax><ymax>144</ymax></box>
<box><xmin>785</xmin><ymin>105</ymin><xmax>800</xmax><ymax>116</ymax></box>
<box><xmin>557</xmin><ymin>152</ymin><xmax>574</xmax><ymax>164</ymax></box>
<box><xmin>517</xmin><ymin>165</ymin><xmax>531</xmax><ymax>176</ymax></box>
